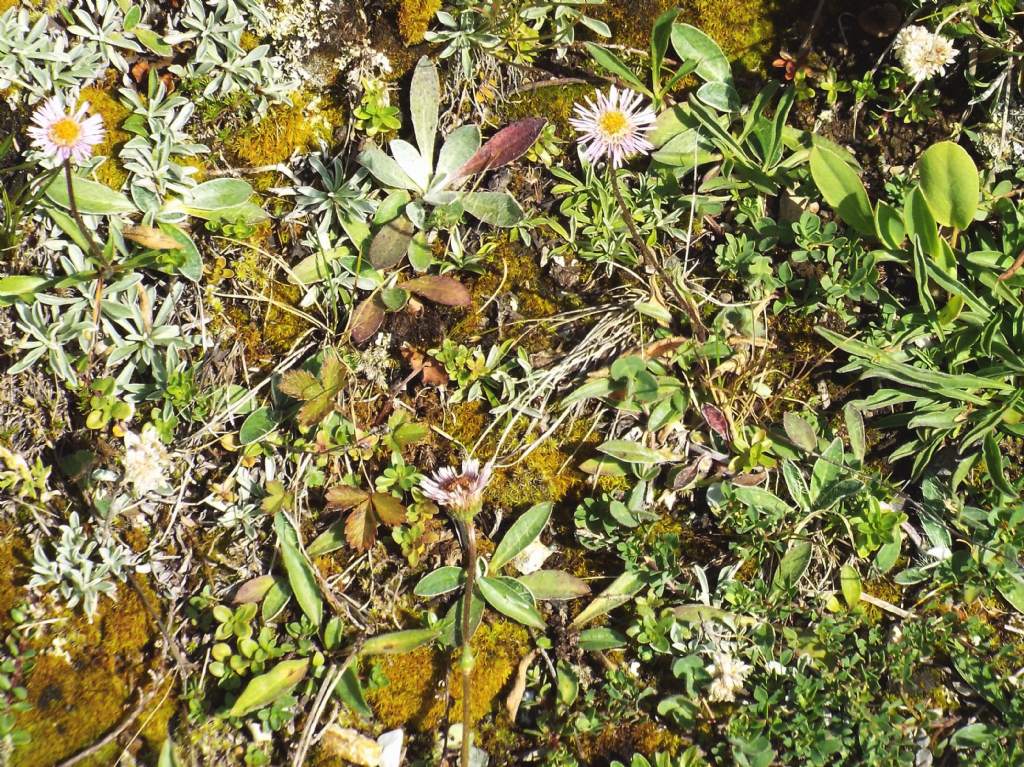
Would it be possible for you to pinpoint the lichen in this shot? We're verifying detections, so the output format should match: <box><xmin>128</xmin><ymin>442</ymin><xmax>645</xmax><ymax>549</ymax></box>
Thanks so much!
<box><xmin>365</xmin><ymin>618</ymin><xmax>529</xmax><ymax>731</ymax></box>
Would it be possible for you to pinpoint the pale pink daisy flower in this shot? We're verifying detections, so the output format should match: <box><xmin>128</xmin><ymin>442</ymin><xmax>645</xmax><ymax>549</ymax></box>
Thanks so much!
<box><xmin>569</xmin><ymin>86</ymin><xmax>657</xmax><ymax>168</ymax></box>
<box><xmin>27</xmin><ymin>97</ymin><xmax>105</xmax><ymax>164</ymax></box>
<box><xmin>420</xmin><ymin>458</ymin><xmax>491</xmax><ymax>520</ymax></box>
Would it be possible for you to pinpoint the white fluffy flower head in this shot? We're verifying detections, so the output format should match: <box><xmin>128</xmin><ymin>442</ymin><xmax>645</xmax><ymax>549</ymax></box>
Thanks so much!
<box><xmin>894</xmin><ymin>25</ymin><xmax>957</xmax><ymax>83</ymax></box>
<box><xmin>569</xmin><ymin>86</ymin><xmax>657</xmax><ymax>168</ymax></box>
<box><xmin>706</xmin><ymin>649</ymin><xmax>752</xmax><ymax>703</ymax></box>
<box><xmin>420</xmin><ymin>458</ymin><xmax>491</xmax><ymax>520</ymax></box>
<box><xmin>28</xmin><ymin>97</ymin><xmax>105</xmax><ymax>164</ymax></box>
<box><xmin>122</xmin><ymin>426</ymin><xmax>172</xmax><ymax>496</ymax></box>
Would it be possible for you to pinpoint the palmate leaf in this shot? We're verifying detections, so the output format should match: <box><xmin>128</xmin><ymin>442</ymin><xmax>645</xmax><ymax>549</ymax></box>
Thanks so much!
<box><xmin>278</xmin><ymin>351</ymin><xmax>346</xmax><ymax>427</ymax></box>
<box><xmin>337</xmin><ymin>492</ymin><xmax>408</xmax><ymax>552</ymax></box>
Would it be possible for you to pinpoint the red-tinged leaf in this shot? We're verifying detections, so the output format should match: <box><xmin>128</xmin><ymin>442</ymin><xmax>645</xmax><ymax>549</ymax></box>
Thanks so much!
<box><xmin>702</xmin><ymin>403</ymin><xmax>731</xmax><ymax>442</ymax></box>
<box><xmin>398</xmin><ymin>276</ymin><xmax>471</xmax><ymax>307</ymax></box>
<box><xmin>344</xmin><ymin>501</ymin><xmax>376</xmax><ymax>551</ymax></box>
<box><xmin>370</xmin><ymin>493</ymin><xmax>407</xmax><ymax>526</ymax></box>
<box><xmin>232</xmin><ymin>575</ymin><xmax>276</xmax><ymax>604</ymax></box>
<box><xmin>453</xmin><ymin>118</ymin><xmax>546</xmax><ymax>180</ymax></box>
<box><xmin>369</xmin><ymin>215</ymin><xmax>415</xmax><ymax>270</ymax></box>
<box><xmin>325</xmin><ymin>485</ymin><xmax>369</xmax><ymax>510</ymax></box>
<box><xmin>350</xmin><ymin>296</ymin><xmax>385</xmax><ymax>344</ymax></box>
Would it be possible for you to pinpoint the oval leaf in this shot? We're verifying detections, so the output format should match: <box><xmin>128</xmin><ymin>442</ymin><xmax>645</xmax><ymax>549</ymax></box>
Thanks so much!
<box><xmin>369</xmin><ymin>215</ymin><xmax>415</xmax><ymax>270</ymax></box>
<box><xmin>414</xmin><ymin>566</ymin><xmax>464</xmax><ymax>597</ymax></box>
<box><xmin>398</xmin><ymin>276</ymin><xmax>471</xmax><ymax>306</ymax></box>
<box><xmin>670</xmin><ymin>23</ymin><xmax>731</xmax><ymax>83</ymax></box>
<box><xmin>453</xmin><ymin>117</ymin><xmax>546</xmax><ymax>180</ymax></box>
<box><xmin>917</xmin><ymin>141</ymin><xmax>979</xmax><ymax>230</ymax></box>
<box><xmin>809</xmin><ymin>145</ymin><xmax>875</xmax><ymax>236</ymax></box>
<box><xmin>228</xmin><ymin>658</ymin><xmax>309</xmax><ymax>718</ymax></box>
<box><xmin>478</xmin><ymin>576</ymin><xmax>546</xmax><ymax>629</ymax></box>
<box><xmin>274</xmin><ymin>513</ymin><xmax>324</xmax><ymax>628</ymax></box>
<box><xmin>517</xmin><ymin>570</ymin><xmax>590</xmax><ymax>601</ymax></box>
<box><xmin>45</xmin><ymin>174</ymin><xmax>135</xmax><ymax>215</ymax></box>
<box><xmin>350</xmin><ymin>296</ymin><xmax>386</xmax><ymax>344</ymax></box>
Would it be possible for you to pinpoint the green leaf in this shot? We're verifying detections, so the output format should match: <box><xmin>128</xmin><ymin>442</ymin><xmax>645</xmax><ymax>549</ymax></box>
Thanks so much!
<box><xmin>460</xmin><ymin>191</ymin><xmax>524</xmax><ymax>227</ymax></box>
<box><xmin>583</xmin><ymin>43</ymin><xmax>648</xmax><ymax>92</ymax></box>
<box><xmin>596</xmin><ymin>439</ymin><xmax>669</xmax><ymax>464</ymax></box>
<box><xmin>732</xmin><ymin>485</ymin><xmax>793</xmax><ymax>518</ymax></box>
<box><xmin>435</xmin><ymin>125</ymin><xmax>481</xmax><ymax>185</ymax></box>
<box><xmin>696</xmin><ymin>81</ymin><xmax>740</xmax><ymax>112</ymax></box>
<box><xmin>904</xmin><ymin>186</ymin><xmax>944</xmax><ymax>263</ymax></box>
<box><xmin>409</xmin><ymin>56</ymin><xmax>440</xmax><ymax>167</ymax></box>
<box><xmin>369</xmin><ymin>214</ymin><xmax>415</xmax><ymax>270</ymax></box>
<box><xmin>783</xmin><ymin>411</ymin><xmax>816</xmax><ymax>452</ymax></box>
<box><xmin>670</xmin><ymin>23</ymin><xmax>731</xmax><ymax>83</ymax></box>
<box><xmin>578</xmin><ymin>627</ymin><xmax>627</xmax><ymax>651</ymax></box>
<box><xmin>361</xmin><ymin>626</ymin><xmax>441</xmax><ymax>656</ymax></box>
<box><xmin>809</xmin><ymin>146</ymin><xmax>874</xmax><ymax>236</ymax></box>
<box><xmin>917</xmin><ymin>141</ymin><xmax>979</xmax><ymax>230</ymax></box>
<box><xmin>157</xmin><ymin>222</ymin><xmax>203</xmax><ymax>282</ymax></box>
<box><xmin>183</xmin><ymin>179</ymin><xmax>252</xmax><ymax>211</ymax></box>
<box><xmin>478</xmin><ymin>576</ymin><xmax>546</xmax><ymax>629</ymax></box>
<box><xmin>491</xmin><ymin>501</ymin><xmax>552</xmax><ymax>571</ymax></box>
<box><xmin>45</xmin><ymin>174</ymin><xmax>134</xmax><ymax>215</ymax></box>
<box><xmin>517</xmin><ymin>570</ymin><xmax>590</xmax><ymax>601</ymax></box>
<box><xmin>228</xmin><ymin>658</ymin><xmax>309</xmax><ymax>717</ymax></box>
<box><xmin>261</xmin><ymin>577</ymin><xmax>292</xmax><ymax>622</ymax></box>
<box><xmin>157</xmin><ymin>738</ymin><xmax>181</xmax><ymax>767</ymax></box>
<box><xmin>333</xmin><ymin>666</ymin><xmax>372</xmax><ymax>719</ymax></box>
<box><xmin>650</xmin><ymin>8</ymin><xmax>678</xmax><ymax>87</ymax></box>
<box><xmin>983</xmin><ymin>433</ymin><xmax>1016</xmax><ymax>497</ymax></box>
<box><xmin>239</xmin><ymin>407</ymin><xmax>278</xmax><ymax>444</ymax></box>
<box><xmin>844</xmin><ymin>403</ymin><xmax>867</xmax><ymax>463</ymax></box>
<box><xmin>571</xmin><ymin>571</ymin><xmax>644</xmax><ymax>629</ymax></box>
<box><xmin>357</xmin><ymin>144</ymin><xmax>420</xmax><ymax>191</ymax></box>
<box><xmin>0</xmin><ymin>275</ymin><xmax>48</xmax><ymax>302</ymax></box>
<box><xmin>133</xmin><ymin>26</ymin><xmax>172</xmax><ymax>56</ymax></box>
<box><xmin>773</xmin><ymin>539</ymin><xmax>812</xmax><ymax>591</ymax></box>
<box><xmin>307</xmin><ymin>519</ymin><xmax>347</xmax><ymax>557</ymax></box>
<box><xmin>810</xmin><ymin>437</ymin><xmax>844</xmax><ymax>503</ymax></box>
<box><xmin>874</xmin><ymin>201</ymin><xmax>905</xmax><ymax>250</ymax></box>
<box><xmin>839</xmin><ymin>564</ymin><xmax>861</xmax><ymax>609</ymax></box>
<box><xmin>414</xmin><ymin>566</ymin><xmax>464</xmax><ymax>596</ymax></box>
<box><xmin>274</xmin><ymin>514</ymin><xmax>324</xmax><ymax>628</ymax></box>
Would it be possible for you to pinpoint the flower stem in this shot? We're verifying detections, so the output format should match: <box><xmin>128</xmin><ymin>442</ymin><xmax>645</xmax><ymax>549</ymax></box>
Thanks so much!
<box><xmin>608</xmin><ymin>169</ymin><xmax>707</xmax><ymax>342</ymax></box>
<box><xmin>63</xmin><ymin>159</ymin><xmax>106</xmax><ymax>361</ymax></box>
<box><xmin>456</xmin><ymin>518</ymin><xmax>478</xmax><ymax>767</ymax></box>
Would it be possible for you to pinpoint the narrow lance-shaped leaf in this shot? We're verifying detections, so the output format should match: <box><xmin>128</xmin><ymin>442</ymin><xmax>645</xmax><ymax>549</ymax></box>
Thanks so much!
<box><xmin>809</xmin><ymin>145</ymin><xmax>875</xmax><ymax>236</ymax></box>
<box><xmin>491</xmin><ymin>502</ymin><xmax>553</xmax><ymax>571</ymax></box>
<box><xmin>571</xmin><ymin>570</ymin><xmax>644</xmax><ymax>628</ymax></box>
<box><xmin>361</xmin><ymin>626</ymin><xmax>442</xmax><ymax>656</ymax></box>
<box><xmin>454</xmin><ymin>118</ymin><xmax>546</xmax><ymax>181</ymax></box>
<box><xmin>274</xmin><ymin>513</ymin><xmax>324</xmax><ymax>628</ymax></box>
<box><xmin>409</xmin><ymin>56</ymin><xmax>440</xmax><ymax>167</ymax></box>
<box><xmin>478</xmin><ymin>576</ymin><xmax>546</xmax><ymax>629</ymax></box>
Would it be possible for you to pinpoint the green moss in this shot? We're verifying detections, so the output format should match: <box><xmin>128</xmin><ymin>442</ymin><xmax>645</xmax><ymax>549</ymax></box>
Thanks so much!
<box><xmin>12</xmin><ymin>579</ymin><xmax>165</xmax><ymax>767</ymax></box>
<box><xmin>499</xmin><ymin>83</ymin><xmax>592</xmax><ymax>141</ymax></box>
<box><xmin>576</xmin><ymin>719</ymin><xmax>687</xmax><ymax>763</ymax></box>
<box><xmin>397</xmin><ymin>0</ymin><xmax>440</xmax><ymax>46</ymax></box>
<box><xmin>78</xmin><ymin>84</ymin><xmax>131</xmax><ymax>189</ymax></box>
<box><xmin>365</xmin><ymin>619</ymin><xmax>529</xmax><ymax>731</ymax></box>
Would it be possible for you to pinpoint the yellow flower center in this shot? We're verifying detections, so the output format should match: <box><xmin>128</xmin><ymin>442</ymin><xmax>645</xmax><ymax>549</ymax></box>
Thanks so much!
<box><xmin>49</xmin><ymin>117</ymin><xmax>82</xmax><ymax>148</ymax></box>
<box><xmin>598</xmin><ymin>110</ymin><xmax>629</xmax><ymax>138</ymax></box>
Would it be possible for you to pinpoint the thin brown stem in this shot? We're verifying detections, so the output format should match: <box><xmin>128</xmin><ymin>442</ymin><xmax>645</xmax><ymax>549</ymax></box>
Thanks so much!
<box><xmin>998</xmin><ymin>249</ymin><xmax>1024</xmax><ymax>282</ymax></box>
<box><xmin>609</xmin><ymin>170</ymin><xmax>708</xmax><ymax>342</ymax></box>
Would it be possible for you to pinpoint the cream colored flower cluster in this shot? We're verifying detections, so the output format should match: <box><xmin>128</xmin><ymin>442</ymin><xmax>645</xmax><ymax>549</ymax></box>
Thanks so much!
<box><xmin>894</xmin><ymin>25</ymin><xmax>958</xmax><ymax>83</ymax></box>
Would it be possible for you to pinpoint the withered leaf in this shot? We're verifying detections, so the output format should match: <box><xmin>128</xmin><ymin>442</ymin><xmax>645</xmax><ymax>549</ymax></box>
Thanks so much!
<box><xmin>124</xmin><ymin>224</ymin><xmax>182</xmax><ymax>250</ymax></box>
<box><xmin>454</xmin><ymin>117</ymin><xmax>546</xmax><ymax>180</ymax></box>
<box><xmin>278</xmin><ymin>369</ymin><xmax>319</xmax><ymax>400</ymax></box>
<box><xmin>325</xmin><ymin>485</ymin><xmax>369</xmax><ymax>510</ymax></box>
<box><xmin>350</xmin><ymin>295</ymin><xmax>386</xmax><ymax>344</ymax></box>
<box><xmin>370</xmin><ymin>492</ymin><xmax>407</xmax><ymax>526</ymax></box>
<box><xmin>398</xmin><ymin>275</ymin><xmax>471</xmax><ymax>307</ymax></box>
<box><xmin>701</xmin><ymin>403</ymin><xmax>731</xmax><ymax>442</ymax></box>
<box><xmin>343</xmin><ymin>493</ymin><xmax>407</xmax><ymax>551</ymax></box>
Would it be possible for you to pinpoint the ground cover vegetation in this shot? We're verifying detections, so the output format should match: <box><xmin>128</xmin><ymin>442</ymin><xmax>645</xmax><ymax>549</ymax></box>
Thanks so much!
<box><xmin>1</xmin><ymin>0</ymin><xmax>1024</xmax><ymax>764</ymax></box>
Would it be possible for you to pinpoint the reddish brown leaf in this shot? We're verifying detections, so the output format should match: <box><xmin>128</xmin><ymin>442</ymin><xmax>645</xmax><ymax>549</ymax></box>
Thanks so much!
<box><xmin>370</xmin><ymin>493</ymin><xmax>407</xmax><ymax>526</ymax></box>
<box><xmin>325</xmin><ymin>485</ymin><xmax>369</xmax><ymax>510</ymax></box>
<box><xmin>124</xmin><ymin>224</ymin><xmax>182</xmax><ymax>250</ymax></box>
<box><xmin>453</xmin><ymin>117</ymin><xmax>546</xmax><ymax>180</ymax></box>
<box><xmin>398</xmin><ymin>276</ymin><xmax>471</xmax><ymax>307</ymax></box>
<box><xmin>701</xmin><ymin>403</ymin><xmax>731</xmax><ymax>442</ymax></box>
<box><xmin>344</xmin><ymin>501</ymin><xmax>376</xmax><ymax>551</ymax></box>
<box><xmin>350</xmin><ymin>295</ymin><xmax>385</xmax><ymax>344</ymax></box>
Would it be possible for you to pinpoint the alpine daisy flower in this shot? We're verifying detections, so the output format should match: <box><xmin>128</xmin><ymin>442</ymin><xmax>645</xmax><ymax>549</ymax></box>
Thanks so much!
<box><xmin>27</xmin><ymin>97</ymin><xmax>106</xmax><ymax>164</ymax></box>
<box><xmin>894</xmin><ymin>25</ymin><xmax>958</xmax><ymax>83</ymax></box>
<box><xmin>420</xmin><ymin>458</ymin><xmax>491</xmax><ymax>520</ymax></box>
<box><xmin>569</xmin><ymin>86</ymin><xmax>657</xmax><ymax>168</ymax></box>
<box><xmin>122</xmin><ymin>426</ymin><xmax>172</xmax><ymax>496</ymax></box>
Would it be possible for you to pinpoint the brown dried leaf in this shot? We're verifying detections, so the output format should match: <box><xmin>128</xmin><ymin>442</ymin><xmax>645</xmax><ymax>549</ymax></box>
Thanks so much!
<box><xmin>123</xmin><ymin>224</ymin><xmax>182</xmax><ymax>250</ymax></box>
<box><xmin>350</xmin><ymin>296</ymin><xmax>385</xmax><ymax>344</ymax></box>
<box><xmin>701</xmin><ymin>403</ymin><xmax>731</xmax><ymax>442</ymax></box>
<box><xmin>398</xmin><ymin>275</ymin><xmax>471</xmax><ymax>306</ymax></box>
<box><xmin>344</xmin><ymin>501</ymin><xmax>376</xmax><ymax>551</ymax></box>
<box><xmin>325</xmin><ymin>485</ymin><xmax>369</xmax><ymax>510</ymax></box>
<box><xmin>454</xmin><ymin>117</ymin><xmax>546</xmax><ymax>180</ymax></box>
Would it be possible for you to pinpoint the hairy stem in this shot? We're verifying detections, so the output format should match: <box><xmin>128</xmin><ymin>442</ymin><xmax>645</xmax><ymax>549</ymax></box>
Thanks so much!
<box><xmin>457</xmin><ymin>518</ymin><xmax>478</xmax><ymax>767</ymax></box>
<box><xmin>609</xmin><ymin>169</ymin><xmax>708</xmax><ymax>342</ymax></box>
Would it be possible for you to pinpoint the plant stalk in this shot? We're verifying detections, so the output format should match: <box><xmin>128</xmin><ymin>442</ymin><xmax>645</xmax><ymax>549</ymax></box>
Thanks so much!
<box><xmin>63</xmin><ymin>160</ymin><xmax>107</xmax><ymax>361</ymax></box>
<box><xmin>608</xmin><ymin>169</ymin><xmax>707</xmax><ymax>342</ymax></box>
<box><xmin>457</xmin><ymin>518</ymin><xmax>477</xmax><ymax>767</ymax></box>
